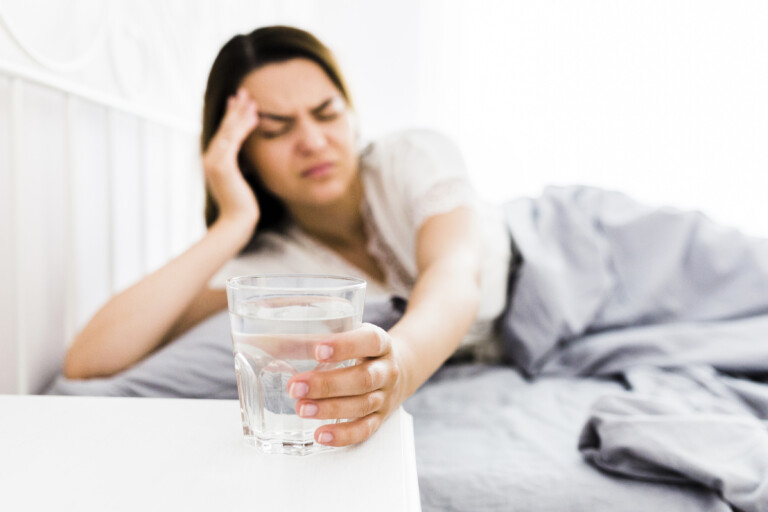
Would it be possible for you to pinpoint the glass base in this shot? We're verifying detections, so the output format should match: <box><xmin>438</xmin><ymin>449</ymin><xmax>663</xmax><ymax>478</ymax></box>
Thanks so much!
<box><xmin>244</xmin><ymin>434</ymin><xmax>336</xmax><ymax>456</ymax></box>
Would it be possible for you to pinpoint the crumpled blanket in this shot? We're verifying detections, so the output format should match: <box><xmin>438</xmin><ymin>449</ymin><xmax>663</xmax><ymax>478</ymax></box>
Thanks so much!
<box><xmin>499</xmin><ymin>186</ymin><xmax>768</xmax><ymax>512</ymax></box>
<box><xmin>579</xmin><ymin>366</ymin><xmax>768</xmax><ymax>512</ymax></box>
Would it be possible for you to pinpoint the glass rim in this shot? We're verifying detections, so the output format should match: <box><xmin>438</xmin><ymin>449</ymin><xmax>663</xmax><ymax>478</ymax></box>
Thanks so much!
<box><xmin>225</xmin><ymin>273</ymin><xmax>367</xmax><ymax>292</ymax></box>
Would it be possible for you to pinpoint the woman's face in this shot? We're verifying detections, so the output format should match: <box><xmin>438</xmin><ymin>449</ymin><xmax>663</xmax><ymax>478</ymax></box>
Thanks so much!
<box><xmin>239</xmin><ymin>58</ymin><xmax>359</xmax><ymax>210</ymax></box>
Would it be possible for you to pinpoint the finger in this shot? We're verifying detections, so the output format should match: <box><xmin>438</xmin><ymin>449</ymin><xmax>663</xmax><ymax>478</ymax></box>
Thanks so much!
<box><xmin>295</xmin><ymin>390</ymin><xmax>385</xmax><ymax>420</ymax></box>
<box><xmin>218</xmin><ymin>90</ymin><xmax>258</xmax><ymax>141</ymax></box>
<box><xmin>314</xmin><ymin>413</ymin><xmax>383</xmax><ymax>447</ymax></box>
<box><xmin>224</xmin><ymin>89</ymin><xmax>255</xmax><ymax>119</ymax></box>
<box><xmin>232</xmin><ymin>89</ymin><xmax>257</xmax><ymax>117</ymax></box>
<box><xmin>312</xmin><ymin>323</ymin><xmax>390</xmax><ymax>363</ymax></box>
<box><xmin>287</xmin><ymin>358</ymin><xmax>393</xmax><ymax>399</ymax></box>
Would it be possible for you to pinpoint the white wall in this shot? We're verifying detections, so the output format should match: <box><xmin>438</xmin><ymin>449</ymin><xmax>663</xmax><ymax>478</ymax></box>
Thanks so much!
<box><xmin>1</xmin><ymin>0</ymin><xmax>766</xmax><ymax>393</ymax></box>
<box><xmin>414</xmin><ymin>0</ymin><xmax>768</xmax><ymax>238</ymax></box>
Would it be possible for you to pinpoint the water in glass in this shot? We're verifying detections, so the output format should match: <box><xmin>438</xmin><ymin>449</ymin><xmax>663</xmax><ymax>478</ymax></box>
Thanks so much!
<box><xmin>230</xmin><ymin>294</ymin><xmax>355</xmax><ymax>455</ymax></box>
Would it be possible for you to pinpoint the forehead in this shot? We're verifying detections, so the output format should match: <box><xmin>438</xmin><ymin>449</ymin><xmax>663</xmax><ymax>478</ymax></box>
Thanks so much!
<box><xmin>240</xmin><ymin>58</ymin><xmax>341</xmax><ymax>114</ymax></box>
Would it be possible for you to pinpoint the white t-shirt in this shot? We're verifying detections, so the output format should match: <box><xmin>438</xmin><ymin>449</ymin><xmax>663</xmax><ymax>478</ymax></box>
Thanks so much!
<box><xmin>210</xmin><ymin>129</ymin><xmax>512</xmax><ymax>361</ymax></box>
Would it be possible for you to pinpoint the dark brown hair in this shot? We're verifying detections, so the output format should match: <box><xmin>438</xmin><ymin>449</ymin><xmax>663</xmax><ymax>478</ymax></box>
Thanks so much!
<box><xmin>200</xmin><ymin>25</ymin><xmax>354</xmax><ymax>251</ymax></box>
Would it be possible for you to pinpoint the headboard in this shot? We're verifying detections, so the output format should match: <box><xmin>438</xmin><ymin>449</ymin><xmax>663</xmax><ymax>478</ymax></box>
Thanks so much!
<box><xmin>0</xmin><ymin>2</ymin><xmax>214</xmax><ymax>394</ymax></box>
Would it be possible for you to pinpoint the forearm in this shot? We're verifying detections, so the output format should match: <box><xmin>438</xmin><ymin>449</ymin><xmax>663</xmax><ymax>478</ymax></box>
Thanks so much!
<box><xmin>388</xmin><ymin>259</ymin><xmax>481</xmax><ymax>401</ymax></box>
<box><xmin>63</xmin><ymin>219</ymin><xmax>250</xmax><ymax>379</ymax></box>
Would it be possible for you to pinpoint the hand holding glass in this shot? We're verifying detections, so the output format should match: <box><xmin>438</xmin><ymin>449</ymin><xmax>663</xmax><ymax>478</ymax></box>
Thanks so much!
<box><xmin>226</xmin><ymin>274</ymin><xmax>366</xmax><ymax>455</ymax></box>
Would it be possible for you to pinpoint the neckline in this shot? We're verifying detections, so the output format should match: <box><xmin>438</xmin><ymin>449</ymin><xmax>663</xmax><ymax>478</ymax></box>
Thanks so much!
<box><xmin>285</xmin><ymin>222</ymin><xmax>390</xmax><ymax>291</ymax></box>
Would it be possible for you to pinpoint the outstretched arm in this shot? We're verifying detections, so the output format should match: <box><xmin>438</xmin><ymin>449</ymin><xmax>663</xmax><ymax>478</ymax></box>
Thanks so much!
<box><xmin>287</xmin><ymin>206</ymin><xmax>483</xmax><ymax>447</ymax></box>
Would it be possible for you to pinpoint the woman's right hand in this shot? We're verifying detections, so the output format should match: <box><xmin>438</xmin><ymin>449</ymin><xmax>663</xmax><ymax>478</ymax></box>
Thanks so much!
<box><xmin>202</xmin><ymin>88</ymin><xmax>261</xmax><ymax>233</ymax></box>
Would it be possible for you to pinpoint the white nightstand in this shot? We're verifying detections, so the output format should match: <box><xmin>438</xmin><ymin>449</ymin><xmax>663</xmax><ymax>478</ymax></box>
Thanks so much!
<box><xmin>0</xmin><ymin>395</ymin><xmax>421</xmax><ymax>511</ymax></box>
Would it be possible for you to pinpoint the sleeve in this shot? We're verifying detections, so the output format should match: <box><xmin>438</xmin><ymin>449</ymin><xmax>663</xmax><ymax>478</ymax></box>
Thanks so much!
<box><xmin>381</xmin><ymin>129</ymin><xmax>479</xmax><ymax>230</ymax></box>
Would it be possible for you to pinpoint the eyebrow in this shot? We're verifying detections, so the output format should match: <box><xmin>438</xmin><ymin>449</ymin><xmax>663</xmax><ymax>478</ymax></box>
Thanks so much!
<box><xmin>257</xmin><ymin>97</ymin><xmax>339</xmax><ymax>123</ymax></box>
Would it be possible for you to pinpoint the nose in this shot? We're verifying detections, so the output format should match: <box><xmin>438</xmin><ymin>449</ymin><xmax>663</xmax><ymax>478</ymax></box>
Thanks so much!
<box><xmin>296</xmin><ymin>118</ymin><xmax>328</xmax><ymax>153</ymax></box>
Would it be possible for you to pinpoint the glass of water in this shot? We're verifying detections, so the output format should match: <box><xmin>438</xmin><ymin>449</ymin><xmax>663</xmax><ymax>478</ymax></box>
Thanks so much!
<box><xmin>226</xmin><ymin>274</ymin><xmax>366</xmax><ymax>456</ymax></box>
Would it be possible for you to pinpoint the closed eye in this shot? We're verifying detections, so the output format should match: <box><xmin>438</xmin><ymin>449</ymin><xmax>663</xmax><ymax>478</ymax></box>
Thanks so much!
<box><xmin>316</xmin><ymin>112</ymin><xmax>339</xmax><ymax>121</ymax></box>
<box><xmin>257</xmin><ymin>112</ymin><xmax>341</xmax><ymax>139</ymax></box>
<box><xmin>257</xmin><ymin>128</ymin><xmax>287</xmax><ymax>139</ymax></box>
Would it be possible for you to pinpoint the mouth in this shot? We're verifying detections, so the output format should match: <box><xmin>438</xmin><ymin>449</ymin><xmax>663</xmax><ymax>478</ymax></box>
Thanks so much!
<box><xmin>301</xmin><ymin>162</ymin><xmax>334</xmax><ymax>179</ymax></box>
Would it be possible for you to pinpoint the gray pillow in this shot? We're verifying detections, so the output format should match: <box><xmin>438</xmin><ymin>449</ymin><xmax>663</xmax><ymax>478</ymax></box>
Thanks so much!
<box><xmin>44</xmin><ymin>297</ymin><xmax>407</xmax><ymax>398</ymax></box>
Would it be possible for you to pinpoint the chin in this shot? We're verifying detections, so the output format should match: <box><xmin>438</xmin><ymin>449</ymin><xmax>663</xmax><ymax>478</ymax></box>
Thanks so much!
<box><xmin>312</xmin><ymin>172</ymin><xmax>359</xmax><ymax>202</ymax></box>
<box><xmin>310</xmin><ymin>188</ymin><xmax>350</xmax><ymax>206</ymax></box>
<box><xmin>294</xmin><ymin>181</ymin><xmax>349</xmax><ymax>207</ymax></box>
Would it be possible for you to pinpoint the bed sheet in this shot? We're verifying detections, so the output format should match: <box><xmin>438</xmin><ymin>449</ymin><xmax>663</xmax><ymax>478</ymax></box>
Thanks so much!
<box><xmin>404</xmin><ymin>364</ymin><xmax>731</xmax><ymax>512</ymax></box>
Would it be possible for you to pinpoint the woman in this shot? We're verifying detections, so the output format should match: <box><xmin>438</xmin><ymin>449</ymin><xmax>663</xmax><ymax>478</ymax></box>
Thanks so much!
<box><xmin>62</xmin><ymin>25</ymin><xmax>513</xmax><ymax>448</ymax></box>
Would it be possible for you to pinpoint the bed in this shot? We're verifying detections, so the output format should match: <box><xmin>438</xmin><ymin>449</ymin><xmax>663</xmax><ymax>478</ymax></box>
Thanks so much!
<box><xmin>46</xmin><ymin>186</ymin><xmax>768</xmax><ymax>511</ymax></box>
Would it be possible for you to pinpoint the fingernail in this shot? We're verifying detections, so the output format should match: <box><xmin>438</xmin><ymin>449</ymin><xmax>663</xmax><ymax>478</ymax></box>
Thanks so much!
<box><xmin>318</xmin><ymin>432</ymin><xmax>333</xmax><ymax>444</ymax></box>
<box><xmin>299</xmin><ymin>403</ymin><xmax>318</xmax><ymax>417</ymax></box>
<box><xmin>315</xmin><ymin>345</ymin><xmax>333</xmax><ymax>361</ymax></box>
<box><xmin>289</xmin><ymin>381</ymin><xmax>308</xmax><ymax>398</ymax></box>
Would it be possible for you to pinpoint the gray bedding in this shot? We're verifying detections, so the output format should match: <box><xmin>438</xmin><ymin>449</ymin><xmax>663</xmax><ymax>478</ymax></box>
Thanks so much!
<box><xmin>578</xmin><ymin>366</ymin><xmax>768</xmax><ymax>512</ymax></box>
<box><xmin>404</xmin><ymin>364</ymin><xmax>733</xmax><ymax>512</ymax></box>
<box><xmin>46</xmin><ymin>186</ymin><xmax>768</xmax><ymax>511</ymax></box>
<box><xmin>496</xmin><ymin>186</ymin><xmax>768</xmax><ymax>512</ymax></box>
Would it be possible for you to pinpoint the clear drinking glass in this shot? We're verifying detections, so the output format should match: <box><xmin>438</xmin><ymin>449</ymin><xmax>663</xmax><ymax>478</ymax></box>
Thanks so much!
<box><xmin>226</xmin><ymin>274</ymin><xmax>366</xmax><ymax>456</ymax></box>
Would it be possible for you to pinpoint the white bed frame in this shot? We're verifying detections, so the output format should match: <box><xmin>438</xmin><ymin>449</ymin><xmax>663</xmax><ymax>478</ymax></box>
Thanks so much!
<box><xmin>0</xmin><ymin>3</ymin><xmax>206</xmax><ymax>394</ymax></box>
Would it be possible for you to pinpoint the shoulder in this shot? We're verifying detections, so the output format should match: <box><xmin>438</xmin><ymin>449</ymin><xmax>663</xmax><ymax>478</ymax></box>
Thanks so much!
<box><xmin>360</xmin><ymin>128</ymin><xmax>468</xmax><ymax>189</ymax></box>
<box><xmin>359</xmin><ymin>129</ymin><xmax>477</xmax><ymax>234</ymax></box>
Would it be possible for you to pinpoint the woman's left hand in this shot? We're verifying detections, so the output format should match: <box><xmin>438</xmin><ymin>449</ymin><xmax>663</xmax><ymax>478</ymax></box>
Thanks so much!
<box><xmin>286</xmin><ymin>323</ymin><xmax>409</xmax><ymax>447</ymax></box>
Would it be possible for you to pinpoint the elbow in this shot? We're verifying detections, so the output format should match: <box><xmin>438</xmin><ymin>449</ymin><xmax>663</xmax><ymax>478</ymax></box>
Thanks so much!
<box><xmin>62</xmin><ymin>351</ymin><xmax>88</xmax><ymax>380</ymax></box>
<box><xmin>62</xmin><ymin>329</ymin><xmax>118</xmax><ymax>380</ymax></box>
<box><xmin>62</xmin><ymin>343</ymin><xmax>104</xmax><ymax>380</ymax></box>
<box><xmin>63</xmin><ymin>344</ymin><xmax>130</xmax><ymax>380</ymax></box>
